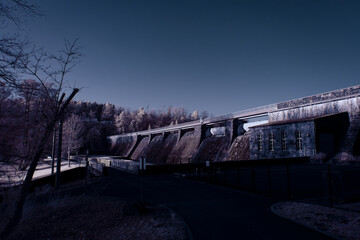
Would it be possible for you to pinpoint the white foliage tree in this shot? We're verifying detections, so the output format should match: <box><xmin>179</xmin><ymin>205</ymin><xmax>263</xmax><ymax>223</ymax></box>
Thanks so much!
<box><xmin>62</xmin><ymin>113</ymin><xmax>84</xmax><ymax>163</ymax></box>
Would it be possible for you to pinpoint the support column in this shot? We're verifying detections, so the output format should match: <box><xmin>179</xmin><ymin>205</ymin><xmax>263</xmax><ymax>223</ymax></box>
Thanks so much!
<box><xmin>148</xmin><ymin>134</ymin><xmax>153</xmax><ymax>144</ymax></box>
<box><xmin>226</xmin><ymin>119</ymin><xmax>246</xmax><ymax>143</ymax></box>
<box><xmin>162</xmin><ymin>132</ymin><xmax>169</xmax><ymax>142</ymax></box>
<box><xmin>177</xmin><ymin>130</ymin><xmax>182</xmax><ymax>143</ymax></box>
<box><xmin>200</xmin><ymin>124</ymin><xmax>211</xmax><ymax>143</ymax></box>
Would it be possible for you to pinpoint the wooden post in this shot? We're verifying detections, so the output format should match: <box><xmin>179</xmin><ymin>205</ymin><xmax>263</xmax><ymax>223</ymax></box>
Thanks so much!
<box><xmin>51</xmin><ymin>127</ymin><xmax>56</xmax><ymax>175</ymax></box>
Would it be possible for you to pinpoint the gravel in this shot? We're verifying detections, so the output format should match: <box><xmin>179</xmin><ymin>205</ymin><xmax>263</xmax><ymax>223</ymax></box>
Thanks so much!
<box><xmin>272</xmin><ymin>201</ymin><xmax>360</xmax><ymax>240</ymax></box>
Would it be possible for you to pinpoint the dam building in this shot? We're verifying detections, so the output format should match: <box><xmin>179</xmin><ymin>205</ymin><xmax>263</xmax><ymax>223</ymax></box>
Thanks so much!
<box><xmin>107</xmin><ymin>85</ymin><xmax>360</xmax><ymax>163</ymax></box>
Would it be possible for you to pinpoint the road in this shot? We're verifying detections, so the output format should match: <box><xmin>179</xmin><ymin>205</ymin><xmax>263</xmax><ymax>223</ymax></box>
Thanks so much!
<box><xmin>90</xmin><ymin>169</ymin><xmax>334</xmax><ymax>240</ymax></box>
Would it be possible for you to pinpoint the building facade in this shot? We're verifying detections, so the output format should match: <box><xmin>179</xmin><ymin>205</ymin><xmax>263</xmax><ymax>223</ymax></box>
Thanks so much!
<box><xmin>249</xmin><ymin>112</ymin><xmax>350</xmax><ymax>160</ymax></box>
<box><xmin>249</xmin><ymin>120</ymin><xmax>316</xmax><ymax>160</ymax></box>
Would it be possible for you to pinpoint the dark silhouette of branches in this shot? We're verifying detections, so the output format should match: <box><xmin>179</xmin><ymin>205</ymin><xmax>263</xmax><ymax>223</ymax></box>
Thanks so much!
<box><xmin>0</xmin><ymin>0</ymin><xmax>41</xmax><ymax>25</ymax></box>
<box><xmin>0</xmin><ymin>2</ymin><xmax>83</xmax><ymax>238</ymax></box>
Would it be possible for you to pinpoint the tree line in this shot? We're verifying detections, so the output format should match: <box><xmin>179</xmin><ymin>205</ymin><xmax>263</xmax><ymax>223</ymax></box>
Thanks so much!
<box><xmin>0</xmin><ymin>78</ymin><xmax>210</xmax><ymax>168</ymax></box>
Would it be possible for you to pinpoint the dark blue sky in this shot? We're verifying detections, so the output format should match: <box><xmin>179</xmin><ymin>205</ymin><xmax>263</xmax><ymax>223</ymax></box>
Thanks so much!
<box><xmin>18</xmin><ymin>0</ymin><xmax>360</xmax><ymax>116</ymax></box>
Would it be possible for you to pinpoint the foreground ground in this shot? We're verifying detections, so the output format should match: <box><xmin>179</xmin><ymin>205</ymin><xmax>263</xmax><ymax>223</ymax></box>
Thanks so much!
<box><xmin>273</xmin><ymin>201</ymin><xmax>360</xmax><ymax>240</ymax></box>
<box><xmin>2</xmin><ymin>164</ymin><xmax>360</xmax><ymax>239</ymax></box>
<box><xmin>85</xmin><ymin>169</ymin><xmax>335</xmax><ymax>240</ymax></box>
<box><xmin>1</xmin><ymin>181</ymin><xmax>190</xmax><ymax>240</ymax></box>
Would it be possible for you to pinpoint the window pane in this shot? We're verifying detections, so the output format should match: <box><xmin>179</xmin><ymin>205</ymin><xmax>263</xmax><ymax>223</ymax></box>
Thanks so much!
<box><xmin>295</xmin><ymin>131</ymin><xmax>302</xmax><ymax>151</ymax></box>
<box><xmin>281</xmin><ymin>132</ymin><xmax>287</xmax><ymax>151</ymax></box>
<box><xmin>258</xmin><ymin>134</ymin><xmax>263</xmax><ymax>151</ymax></box>
<box><xmin>269</xmin><ymin>133</ymin><xmax>274</xmax><ymax>151</ymax></box>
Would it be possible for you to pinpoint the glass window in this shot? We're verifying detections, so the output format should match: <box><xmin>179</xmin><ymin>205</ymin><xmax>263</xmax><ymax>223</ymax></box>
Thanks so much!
<box><xmin>281</xmin><ymin>132</ymin><xmax>287</xmax><ymax>151</ymax></box>
<box><xmin>257</xmin><ymin>134</ymin><xmax>263</xmax><ymax>151</ymax></box>
<box><xmin>295</xmin><ymin>131</ymin><xmax>302</xmax><ymax>151</ymax></box>
<box><xmin>269</xmin><ymin>132</ymin><xmax>274</xmax><ymax>151</ymax></box>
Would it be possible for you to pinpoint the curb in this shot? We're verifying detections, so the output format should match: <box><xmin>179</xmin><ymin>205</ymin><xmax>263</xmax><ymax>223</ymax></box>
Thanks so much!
<box><xmin>160</xmin><ymin>205</ymin><xmax>194</xmax><ymax>240</ymax></box>
<box><xmin>270</xmin><ymin>202</ymin><xmax>341</xmax><ymax>240</ymax></box>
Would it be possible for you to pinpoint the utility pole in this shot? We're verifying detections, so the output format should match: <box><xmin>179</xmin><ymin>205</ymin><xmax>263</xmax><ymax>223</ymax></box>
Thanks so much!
<box><xmin>55</xmin><ymin>116</ymin><xmax>63</xmax><ymax>188</ymax></box>
<box><xmin>51</xmin><ymin>127</ymin><xmax>56</xmax><ymax>175</ymax></box>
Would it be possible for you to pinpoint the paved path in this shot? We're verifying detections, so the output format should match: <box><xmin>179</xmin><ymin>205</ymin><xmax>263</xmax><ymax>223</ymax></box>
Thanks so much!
<box><xmin>0</xmin><ymin>160</ymin><xmax>83</xmax><ymax>188</ymax></box>
<box><xmin>32</xmin><ymin>160</ymin><xmax>84</xmax><ymax>179</ymax></box>
<box><xmin>91</xmin><ymin>169</ymin><xmax>334</xmax><ymax>240</ymax></box>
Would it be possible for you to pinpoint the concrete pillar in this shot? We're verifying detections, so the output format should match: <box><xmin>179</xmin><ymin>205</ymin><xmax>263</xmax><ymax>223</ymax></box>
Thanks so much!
<box><xmin>226</xmin><ymin>119</ymin><xmax>246</xmax><ymax>143</ymax></box>
<box><xmin>162</xmin><ymin>132</ymin><xmax>170</xmax><ymax>142</ymax></box>
<box><xmin>200</xmin><ymin>124</ymin><xmax>211</xmax><ymax>143</ymax></box>
<box><xmin>177</xmin><ymin>130</ymin><xmax>182</xmax><ymax>143</ymax></box>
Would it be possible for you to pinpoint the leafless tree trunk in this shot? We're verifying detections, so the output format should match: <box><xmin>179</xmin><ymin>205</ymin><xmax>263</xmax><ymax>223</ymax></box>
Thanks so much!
<box><xmin>0</xmin><ymin>38</ymin><xmax>82</xmax><ymax>236</ymax></box>
<box><xmin>0</xmin><ymin>89</ymin><xmax>78</xmax><ymax>239</ymax></box>
<box><xmin>1</xmin><ymin>2</ymin><xmax>83</xmax><ymax>234</ymax></box>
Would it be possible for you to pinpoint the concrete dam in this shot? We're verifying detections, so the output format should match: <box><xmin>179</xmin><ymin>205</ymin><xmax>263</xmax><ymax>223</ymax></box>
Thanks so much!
<box><xmin>107</xmin><ymin>85</ymin><xmax>360</xmax><ymax>164</ymax></box>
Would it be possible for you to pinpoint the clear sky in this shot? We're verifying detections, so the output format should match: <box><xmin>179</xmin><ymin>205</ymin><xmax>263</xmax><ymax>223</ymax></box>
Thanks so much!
<box><xmin>16</xmin><ymin>0</ymin><xmax>360</xmax><ymax>116</ymax></box>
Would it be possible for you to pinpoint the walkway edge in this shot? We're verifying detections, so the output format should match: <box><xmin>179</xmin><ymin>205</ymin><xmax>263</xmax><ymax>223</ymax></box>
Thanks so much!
<box><xmin>270</xmin><ymin>202</ymin><xmax>340</xmax><ymax>240</ymax></box>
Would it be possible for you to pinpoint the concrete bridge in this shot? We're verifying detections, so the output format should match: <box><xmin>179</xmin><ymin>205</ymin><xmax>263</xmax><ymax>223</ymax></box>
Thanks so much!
<box><xmin>107</xmin><ymin>85</ymin><xmax>360</xmax><ymax>164</ymax></box>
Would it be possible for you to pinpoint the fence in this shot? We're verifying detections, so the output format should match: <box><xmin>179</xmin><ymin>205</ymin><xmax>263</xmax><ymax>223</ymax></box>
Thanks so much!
<box><xmin>109</xmin><ymin>159</ymin><xmax>139</xmax><ymax>173</ymax></box>
<box><xmin>187</xmin><ymin>162</ymin><xmax>360</xmax><ymax>206</ymax></box>
<box><xmin>88</xmin><ymin>159</ymin><xmax>104</xmax><ymax>175</ymax></box>
<box><xmin>86</xmin><ymin>157</ymin><xmax>141</xmax><ymax>174</ymax></box>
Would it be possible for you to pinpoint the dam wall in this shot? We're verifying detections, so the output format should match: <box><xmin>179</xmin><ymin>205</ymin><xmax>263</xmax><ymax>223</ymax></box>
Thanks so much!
<box><xmin>160</xmin><ymin>133</ymin><xmax>178</xmax><ymax>165</ymax></box>
<box><xmin>193</xmin><ymin>136</ymin><xmax>229</xmax><ymax>163</ymax></box>
<box><xmin>167</xmin><ymin>128</ymin><xmax>202</xmax><ymax>164</ymax></box>
<box><xmin>132</xmin><ymin>135</ymin><xmax>165</xmax><ymax>164</ymax></box>
<box><xmin>107</xmin><ymin>135</ymin><xmax>138</xmax><ymax>157</ymax></box>
<box><xmin>226</xmin><ymin>134</ymin><xmax>250</xmax><ymax>161</ymax></box>
<box><xmin>106</xmin><ymin>85</ymin><xmax>360</xmax><ymax>163</ymax></box>
<box><xmin>130</xmin><ymin>136</ymin><xmax>150</xmax><ymax>160</ymax></box>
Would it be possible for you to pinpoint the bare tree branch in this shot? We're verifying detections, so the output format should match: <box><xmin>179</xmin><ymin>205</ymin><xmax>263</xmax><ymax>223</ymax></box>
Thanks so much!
<box><xmin>0</xmin><ymin>0</ymin><xmax>42</xmax><ymax>26</ymax></box>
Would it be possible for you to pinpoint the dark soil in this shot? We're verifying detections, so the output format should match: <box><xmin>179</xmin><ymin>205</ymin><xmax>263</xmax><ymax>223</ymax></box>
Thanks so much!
<box><xmin>7</xmin><ymin>195</ymin><xmax>190</xmax><ymax>240</ymax></box>
<box><xmin>1</xmin><ymin>178</ymin><xmax>190</xmax><ymax>240</ymax></box>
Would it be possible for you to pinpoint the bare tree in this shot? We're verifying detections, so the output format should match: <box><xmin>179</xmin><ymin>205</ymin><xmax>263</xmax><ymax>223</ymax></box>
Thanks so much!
<box><xmin>0</xmin><ymin>0</ymin><xmax>40</xmax><ymax>24</ymax></box>
<box><xmin>0</xmin><ymin>2</ymin><xmax>83</xmax><ymax>237</ymax></box>
<box><xmin>0</xmin><ymin>40</ymin><xmax>81</xmax><ymax>238</ymax></box>
<box><xmin>0</xmin><ymin>0</ymin><xmax>40</xmax><ymax>88</ymax></box>
<box><xmin>63</xmin><ymin>113</ymin><xmax>84</xmax><ymax>165</ymax></box>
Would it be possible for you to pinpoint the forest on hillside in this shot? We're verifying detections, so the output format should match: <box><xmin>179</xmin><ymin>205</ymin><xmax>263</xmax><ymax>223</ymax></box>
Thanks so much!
<box><xmin>0</xmin><ymin>79</ymin><xmax>209</xmax><ymax>168</ymax></box>
<box><xmin>0</xmin><ymin>0</ymin><xmax>210</xmax><ymax>171</ymax></box>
